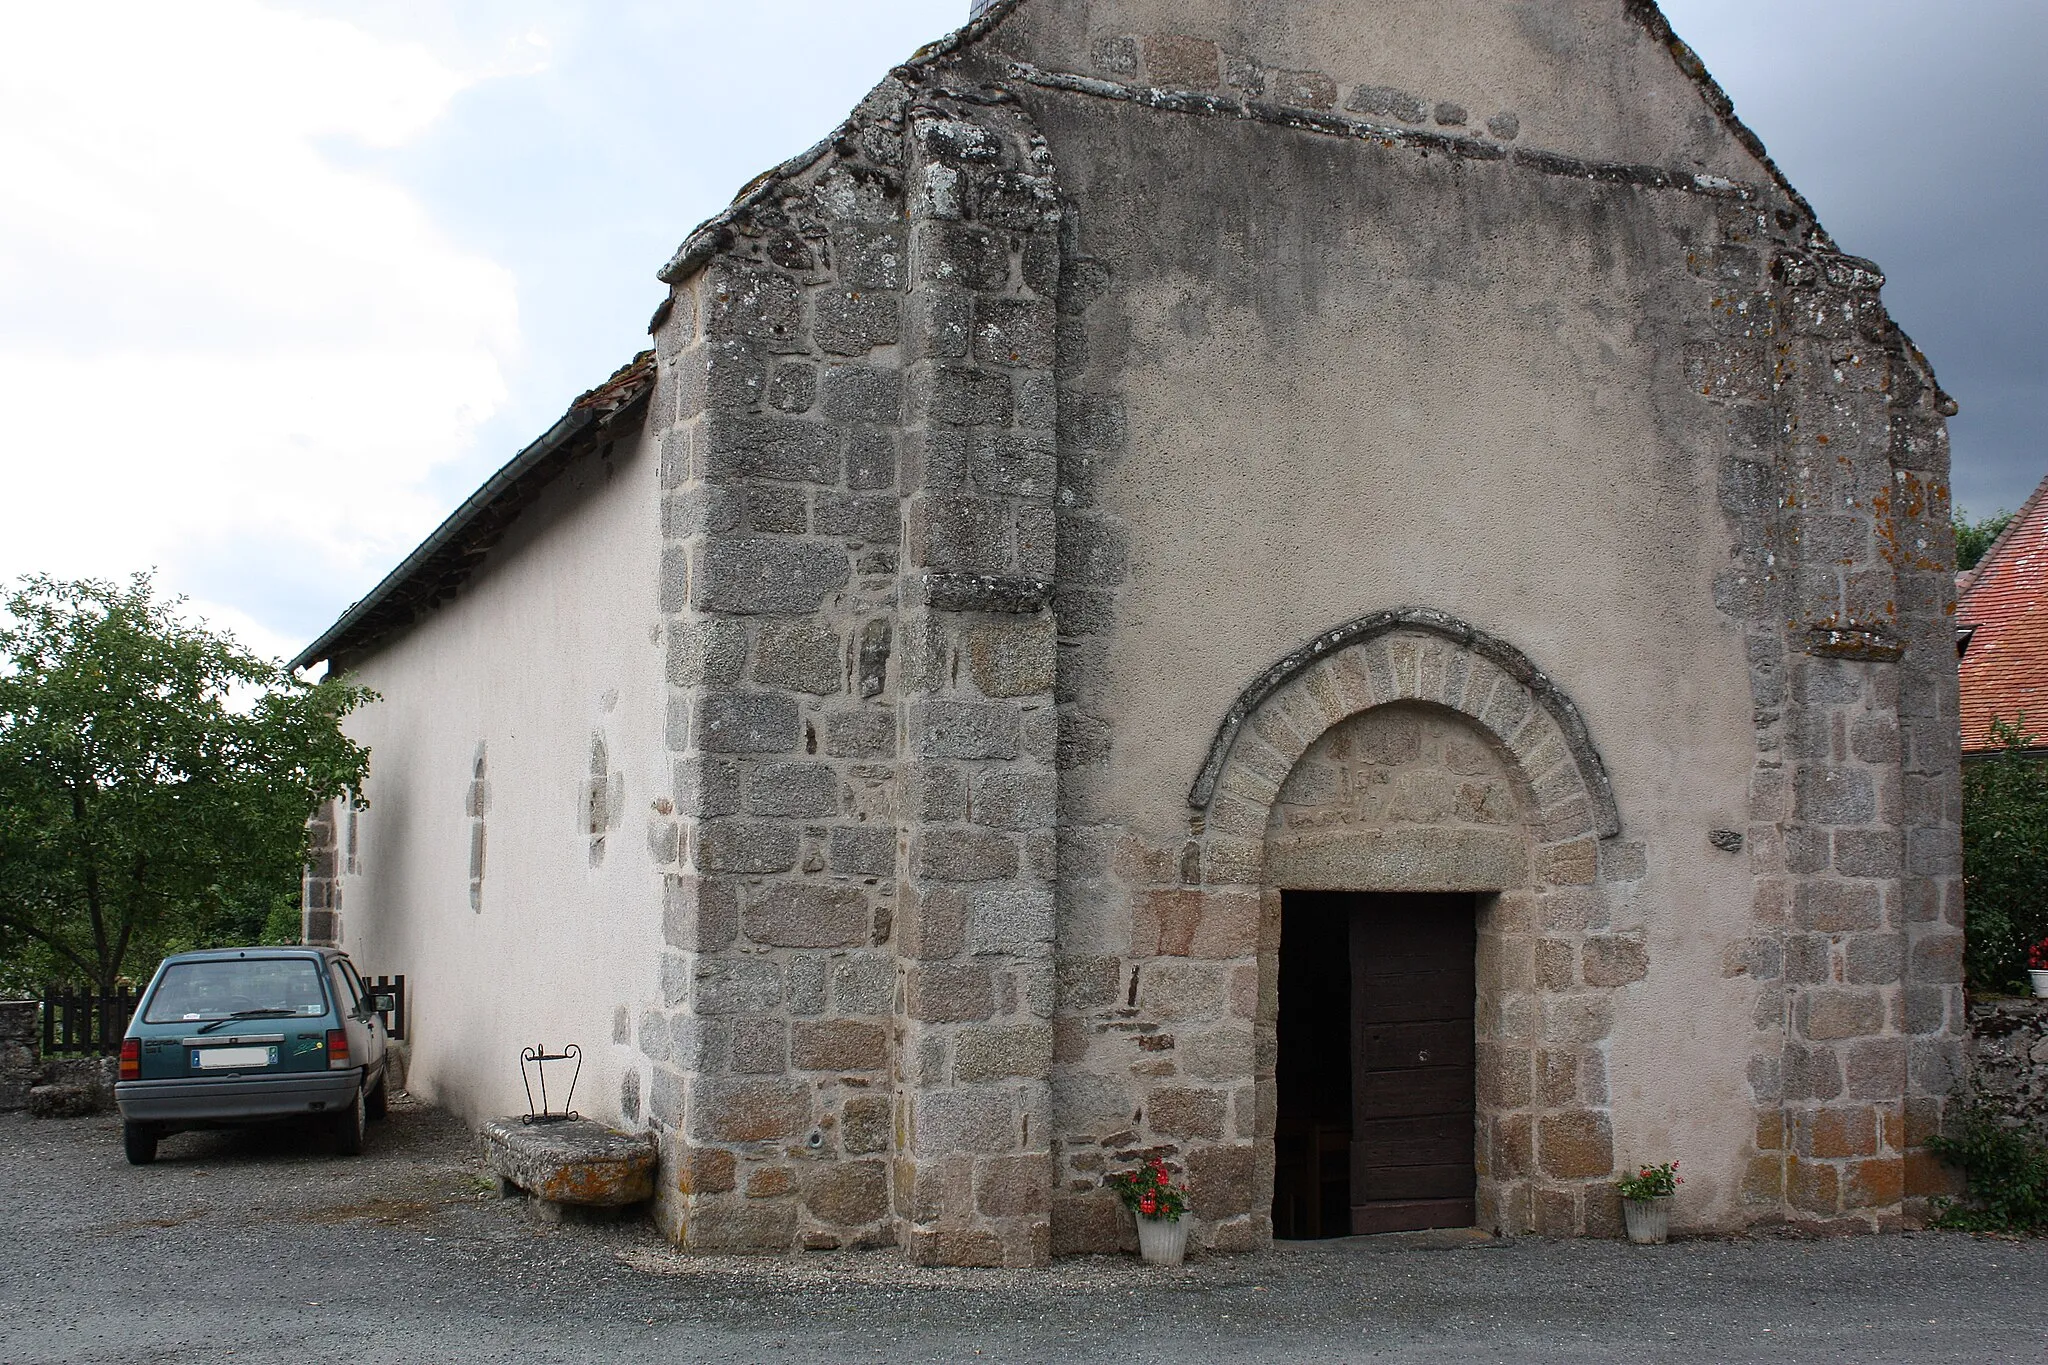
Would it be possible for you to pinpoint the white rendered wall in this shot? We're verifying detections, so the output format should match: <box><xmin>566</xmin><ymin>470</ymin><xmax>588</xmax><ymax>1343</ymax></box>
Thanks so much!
<box><xmin>330</xmin><ymin>421</ymin><xmax>667</xmax><ymax>1128</ymax></box>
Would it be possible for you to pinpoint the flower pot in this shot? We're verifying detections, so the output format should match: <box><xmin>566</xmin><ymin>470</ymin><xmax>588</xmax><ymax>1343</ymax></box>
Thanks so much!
<box><xmin>2031</xmin><ymin>969</ymin><xmax>2048</xmax><ymax>999</ymax></box>
<box><xmin>1135</xmin><ymin>1212</ymin><xmax>1191</xmax><ymax>1266</ymax></box>
<box><xmin>1623</xmin><ymin>1196</ymin><xmax>1671</xmax><ymax>1246</ymax></box>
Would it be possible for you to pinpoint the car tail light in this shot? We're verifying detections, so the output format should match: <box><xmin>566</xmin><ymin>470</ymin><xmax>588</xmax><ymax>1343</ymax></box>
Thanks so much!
<box><xmin>119</xmin><ymin>1038</ymin><xmax>140</xmax><ymax>1082</ymax></box>
<box><xmin>326</xmin><ymin>1028</ymin><xmax>350</xmax><ymax>1069</ymax></box>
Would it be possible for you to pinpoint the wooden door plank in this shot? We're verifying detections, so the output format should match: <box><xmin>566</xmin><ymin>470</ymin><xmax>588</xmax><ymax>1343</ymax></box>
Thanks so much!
<box><xmin>1353</xmin><ymin>1163</ymin><xmax>1479</xmax><ymax>1201</ymax></box>
<box><xmin>1353</xmin><ymin>1067</ymin><xmax>1474</xmax><ymax>1117</ymax></box>
<box><xmin>1352</xmin><ymin>971</ymin><xmax>1476</xmax><ymax>1023</ymax></box>
<box><xmin>1351</xmin><ymin>1198</ymin><xmax>1478</xmax><ymax>1235</ymax></box>
<box><xmin>1355</xmin><ymin>1020</ymin><xmax>1475</xmax><ymax>1071</ymax></box>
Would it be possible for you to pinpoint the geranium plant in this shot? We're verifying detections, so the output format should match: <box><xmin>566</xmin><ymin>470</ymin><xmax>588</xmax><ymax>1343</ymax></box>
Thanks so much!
<box><xmin>1108</xmin><ymin>1158</ymin><xmax>1189</xmax><ymax>1222</ymax></box>
<box><xmin>1616</xmin><ymin>1161</ymin><xmax>1681</xmax><ymax>1201</ymax></box>
<box><xmin>2029</xmin><ymin>936</ymin><xmax>2048</xmax><ymax>971</ymax></box>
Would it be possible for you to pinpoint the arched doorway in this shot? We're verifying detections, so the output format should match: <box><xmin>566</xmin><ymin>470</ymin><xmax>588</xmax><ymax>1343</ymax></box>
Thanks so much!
<box><xmin>1268</xmin><ymin>703</ymin><xmax>1523</xmax><ymax>1236</ymax></box>
<box><xmin>1186</xmin><ymin>610</ymin><xmax>1636</xmax><ymax>1240</ymax></box>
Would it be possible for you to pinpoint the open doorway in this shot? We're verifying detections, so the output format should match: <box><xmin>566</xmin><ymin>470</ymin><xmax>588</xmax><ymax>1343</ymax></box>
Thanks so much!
<box><xmin>1274</xmin><ymin>891</ymin><xmax>1478</xmax><ymax>1237</ymax></box>
<box><xmin>1273</xmin><ymin>893</ymin><xmax>1351</xmax><ymax>1237</ymax></box>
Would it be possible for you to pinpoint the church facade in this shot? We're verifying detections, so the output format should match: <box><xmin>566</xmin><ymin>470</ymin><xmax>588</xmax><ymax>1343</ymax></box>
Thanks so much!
<box><xmin>298</xmin><ymin>0</ymin><xmax>1965</xmax><ymax>1264</ymax></box>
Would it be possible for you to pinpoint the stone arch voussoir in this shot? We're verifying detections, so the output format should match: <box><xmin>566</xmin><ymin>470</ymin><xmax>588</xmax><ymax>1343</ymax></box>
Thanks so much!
<box><xmin>1192</xmin><ymin>608</ymin><xmax>1619</xmax><ymax>861</ymax></box>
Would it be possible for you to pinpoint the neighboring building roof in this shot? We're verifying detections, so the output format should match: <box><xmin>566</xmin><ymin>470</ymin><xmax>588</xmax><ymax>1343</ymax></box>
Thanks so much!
<box><xmin>1958</xmin><ymin>470</ymin><xmax>2048</xmax><ymax>751</ymax></box>
<box><xmin>291</xmin><ymin>352</ymin><xmax>655</xmax><ymax>673</ymax></box>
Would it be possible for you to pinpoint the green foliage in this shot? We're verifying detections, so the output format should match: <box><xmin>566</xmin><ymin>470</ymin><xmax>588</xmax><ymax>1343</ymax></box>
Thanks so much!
<box><xmin>1108</xmin><ymin>1158</ymin><xmax>1189</xmax><ymax>1222</ymax></box>
<box><xmin>0</xmin><ymin>574</ymin><xmax>373</xmax><ymax>995</ymax></box>
<box><xmin>1962</xmin><ymin>717</ymin><xmax>2048</xmax><ymax>993</ymax></box>
<box><xmin>1927</xmin><ymin>1103</ymin><xmax>2048</xmax><ymax>1234</ymax></box>
<box><xmin>1615</xmin><ymin>1160</ymin><xmax>1682</xmax><ymax>1201</ymax></box>
<box><xmin>1955</xmin><ymin>508</ymin><xmax>2015</xmax><ymax>571</ymax></box>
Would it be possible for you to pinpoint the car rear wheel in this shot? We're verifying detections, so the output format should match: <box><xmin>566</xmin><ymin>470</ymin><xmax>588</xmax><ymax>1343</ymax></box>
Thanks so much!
<box><xmin>364</xmin><ymin>1072</ymin><xmax>388</xmax><ymax>1121</ymax></box>
<box><xmin>332</xmin><ymin>1085</ymin><xmax>366</xmax><ymax>1156</ymax></box>
<box><xmin>123</xmin><ymin>1122</ymin><xmax>159</xmax><ymax>1166</ymax></box>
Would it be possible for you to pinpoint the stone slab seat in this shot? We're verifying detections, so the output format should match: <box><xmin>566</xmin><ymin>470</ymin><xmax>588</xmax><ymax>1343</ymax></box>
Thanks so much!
<box><xmin>480</xmin><ymin>1117</ymin><xmax>658</xmax><ymax>1207</ymax></box>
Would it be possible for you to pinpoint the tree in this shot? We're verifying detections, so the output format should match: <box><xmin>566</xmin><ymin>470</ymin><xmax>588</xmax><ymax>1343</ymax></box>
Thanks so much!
<box><xmin>1961</xmin><ymin>716</ymin><xmax>2048</xmax><ymax>993</ymax></box>
<box><xmin>0</xmin><ymin>574</ymin><xmax>373</xmax><ymax>995</ymax></box>
<box><xmin>1955</xmin><ymin>508</ymin><xmax>2015</xmax><ymax>571</ymax></box>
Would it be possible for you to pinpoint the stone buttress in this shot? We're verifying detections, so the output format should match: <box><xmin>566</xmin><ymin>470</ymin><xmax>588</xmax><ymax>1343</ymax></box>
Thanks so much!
<box><xmin>637</xmin><ymin>64</ymin><xmax>1066</xmax><ymax>1263</ymax></box>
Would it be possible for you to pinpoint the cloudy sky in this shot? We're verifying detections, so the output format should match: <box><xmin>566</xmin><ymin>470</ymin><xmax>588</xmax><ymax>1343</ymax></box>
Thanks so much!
<box><xmin>1</xmin><ymin>1</ymin><xmax>2040</xmax><ymax>663</ymax></box>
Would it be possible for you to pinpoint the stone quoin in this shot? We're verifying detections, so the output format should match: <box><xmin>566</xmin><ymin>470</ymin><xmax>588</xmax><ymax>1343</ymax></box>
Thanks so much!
<box><xmin>295</xmin><ymin>0</ymin><xmax>1964</xmax><ymax>1263</ymax></box>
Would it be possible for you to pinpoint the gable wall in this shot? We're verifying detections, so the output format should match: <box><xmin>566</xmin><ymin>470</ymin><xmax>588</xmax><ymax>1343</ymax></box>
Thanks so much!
<box><xmin>983</xmin><ymin>0</ymin><xmax>1762</xmax><ymax>176</ymax></box>
<box><xmin>958</xmin><ymin>1</ymin><xmax>1961</xmax><ymax>1247</ymax></box>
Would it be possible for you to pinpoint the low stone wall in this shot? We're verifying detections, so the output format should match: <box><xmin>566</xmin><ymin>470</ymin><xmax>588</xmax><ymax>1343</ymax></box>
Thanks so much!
<box><xmin>0</xmin><ymin>1002</ymin><xmax>36</xmax><ymax>1111</ymax></box>
<box><xmin>0</xmin><ymin>1001</ymin><xmax>120</xmax><ymax>1117</ymax></box>
<box><xmin>1968</xmin><ymin>996</ymin><xmax>2048</xmax><ymax>1139</ymax></box>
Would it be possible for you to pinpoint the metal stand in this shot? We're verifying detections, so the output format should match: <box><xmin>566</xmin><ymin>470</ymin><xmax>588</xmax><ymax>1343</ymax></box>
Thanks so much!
<box><xmin>518</xmin><ymin>1043</ymin><xmax>581</xmax><ymax>1124</ymax></box>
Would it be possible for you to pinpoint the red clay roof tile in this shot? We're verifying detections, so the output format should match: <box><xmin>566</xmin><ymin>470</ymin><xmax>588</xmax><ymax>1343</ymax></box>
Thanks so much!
<box><xmin>1959</xmin><ymin>471</ymin><xmax>2048</xmax><ymax>751</ymax></box>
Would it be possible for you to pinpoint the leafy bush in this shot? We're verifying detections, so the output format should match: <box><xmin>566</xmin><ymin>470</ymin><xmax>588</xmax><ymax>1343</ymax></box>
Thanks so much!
<box><xmin>1955</xmin><ymin>509</ymin><xmax>2015</xmax><ymax>571</ymax></box>
<box><xmin>1927</xmin><ymin>1103</ymin><xmax>2048</xmax><ymax>1234</ymax></box>
<box><xmin>1962</xmin><ymin>718</ymin><xmax>2048</xmax><ymax>993</ymax></box>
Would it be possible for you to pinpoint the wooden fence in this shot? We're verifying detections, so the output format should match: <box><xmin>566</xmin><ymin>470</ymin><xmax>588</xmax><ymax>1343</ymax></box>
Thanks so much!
<box><xmin>40</xmin><ymin>987</ymin><xmax>138</xmax><ymax>1057</ymax></box>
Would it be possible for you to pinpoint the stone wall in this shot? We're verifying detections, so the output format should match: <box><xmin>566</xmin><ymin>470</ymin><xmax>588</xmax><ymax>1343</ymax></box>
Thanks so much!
<box><xmin>0</xmin><ymin>1002</ymin><xmax>36</xmax><ymax>1112</ymax></box>
<box><xmin>302</xmin><ymin>798</ymin><xmax>342</xmax><ymax>947</ymax></box>
<box><xmin>1698</xmin><ymin>210</ymin><xmax>1964</xmax><ymax>1231</ymax></box>
<box><xmin>644</xmin><ymin>66</ymin><xmax>1067</xmax><ymax>1264</ymax></box>
<box><xmin>1268</xmin><ymin>704</ymin><xmax>1530</xmax><ymax>892</ymax></box>
<box><xmin>1970</xmin><ymin>998</ymin><xmax>2048</xmax><ymax>1141</ymax></box>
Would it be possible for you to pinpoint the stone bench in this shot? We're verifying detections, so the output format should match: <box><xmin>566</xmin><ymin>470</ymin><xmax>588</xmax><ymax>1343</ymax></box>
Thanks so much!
<box><xmin>480</xmin><ymin>1116</ymin><xmax>658</xmax><ymax>1220</ymax></box>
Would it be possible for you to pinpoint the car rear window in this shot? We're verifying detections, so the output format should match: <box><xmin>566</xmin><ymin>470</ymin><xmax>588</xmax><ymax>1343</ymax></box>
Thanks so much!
<box><xmin>142</xmin><ymin>959</ymin><xmax>330</xmax><ymax>1023</ymax></box>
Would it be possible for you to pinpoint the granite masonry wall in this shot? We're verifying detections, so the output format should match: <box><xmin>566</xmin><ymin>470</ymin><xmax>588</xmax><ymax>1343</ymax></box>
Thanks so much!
<box><xmin>1694</xmin><ymin>207</ymin><xmax>1965</xmax><ymax>1229</ymax></box>
<box><xmin>0</xmin><ymin>1001</ymin><xmax>37</xmax><ymax>1112</ymax></box>
<box><xmin>644</xmin><ymin>64</ymin><xmax>1069</xmax><ymax>1264</ymax></box>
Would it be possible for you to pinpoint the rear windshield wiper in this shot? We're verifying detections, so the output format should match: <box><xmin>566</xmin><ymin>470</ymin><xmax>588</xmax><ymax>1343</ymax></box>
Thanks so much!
<box><xmin>196</xmin><ymin>1009</ymin><xmax>300</xmax><ymax>1035</ymax></box>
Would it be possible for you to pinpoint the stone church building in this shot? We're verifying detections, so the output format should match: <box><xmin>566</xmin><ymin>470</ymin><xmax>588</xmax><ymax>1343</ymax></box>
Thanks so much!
<box><xmin>296</xmin><ymin>0</ymin><xmax>1966</xmax><ymax>1264</ymax></box>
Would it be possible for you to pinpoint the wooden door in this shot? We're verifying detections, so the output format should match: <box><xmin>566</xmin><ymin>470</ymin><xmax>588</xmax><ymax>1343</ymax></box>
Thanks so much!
<box><xmin>1349</xmin><ymin>893</ymin><xmax>1476</xmax><ymax>1234</ymax></box>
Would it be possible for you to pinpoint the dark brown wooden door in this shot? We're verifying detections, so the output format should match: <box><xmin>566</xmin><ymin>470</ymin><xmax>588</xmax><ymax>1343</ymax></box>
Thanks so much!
<box><xmin>1349</xmin><ymin>893</ymin><xmax>1476</xmax><ymax>1234</ymax></box>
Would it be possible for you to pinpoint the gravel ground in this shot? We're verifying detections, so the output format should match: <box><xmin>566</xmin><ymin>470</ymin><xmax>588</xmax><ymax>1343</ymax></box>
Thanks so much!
<box><xmin>2</xmin><ymin>1102</ymin><xmax>2045</xmax><ymax>1364</ymax></box>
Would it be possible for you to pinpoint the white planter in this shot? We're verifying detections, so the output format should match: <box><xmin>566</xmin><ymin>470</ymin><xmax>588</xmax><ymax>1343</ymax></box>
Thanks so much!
<box><xmin>1135</xmin><ymin>1212</ymin><xmax>1191</xmax><ymax>1266</ymax></box>
<box><xmin>1623</xmin><ymin>1196</ymin><xmax>1671</xmax><ymax>1245</ymax></box>
<box><xmin>2030</xmin><ymin>969</ymin><xmax>2048</xmax><ymax>999</ymax></box>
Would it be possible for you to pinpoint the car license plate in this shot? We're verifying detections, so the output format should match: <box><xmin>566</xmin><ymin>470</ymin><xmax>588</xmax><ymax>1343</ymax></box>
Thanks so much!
<box><xmin>192</xmin><ymin>1045</ymin><xmax>277</xmax><ymax>1070</ymax></box>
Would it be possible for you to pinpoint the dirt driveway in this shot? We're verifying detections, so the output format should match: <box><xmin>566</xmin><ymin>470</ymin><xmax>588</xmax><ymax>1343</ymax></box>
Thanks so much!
<box><xmin>2</xmin><ymin>1102</ymin><xmax>2044</xmax><ymax>1364</ymax></box>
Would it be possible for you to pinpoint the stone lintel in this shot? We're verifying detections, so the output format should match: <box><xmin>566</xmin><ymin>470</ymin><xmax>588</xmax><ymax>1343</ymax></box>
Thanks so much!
<box><xmin>1265</xmin><ymin>827</ymin><xmax>1528</xmax><ymax>893</ymax></box>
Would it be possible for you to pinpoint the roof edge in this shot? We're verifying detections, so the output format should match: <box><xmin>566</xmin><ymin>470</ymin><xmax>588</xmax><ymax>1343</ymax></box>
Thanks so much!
<box><xmin>1621</xmin><ymin>0</ymin><xmax>1833</xmax><ymax>249</ymax></box>
<box><xmin>291</xmin><ymin>354</ymin><xmax>656</xmax><ymax>674</ymax></box>
<box><xmin>656</xmin><ymin>0</ymin><xmax>1029</xmax><ymax>287</ymax></box>
<box><xmin>1960</xmin><ymin>469</ymin><xmax>2048</xmax><ymax>613</ymax></box>
<box><xmin>288</xmin><ymin>408</ymin><xmax>593</xmax><ymax>673</ymax></box>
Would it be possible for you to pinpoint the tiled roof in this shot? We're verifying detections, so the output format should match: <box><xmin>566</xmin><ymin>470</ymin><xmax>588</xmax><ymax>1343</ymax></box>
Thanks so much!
<box><xmin>1958</xmin><ymin>471</ymin><xmax>2048</xmax><ymax>751</ymax></box>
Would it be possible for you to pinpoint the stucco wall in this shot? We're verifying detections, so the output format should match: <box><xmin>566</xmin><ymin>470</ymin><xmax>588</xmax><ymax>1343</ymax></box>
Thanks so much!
<box><xmin>982</xmin><ymin>0</ymin><xmax>1759</xmax><ymax>176</ymax></box>
<box><xmin>324</xmin><ymin>420</ymin><xmax>668</xmax><ymax>1127</ymax></box>
<box><xmin>1019</xmin><ymin>61</ymin><xmax>1767</xmax><ymax>1234</ymax></box>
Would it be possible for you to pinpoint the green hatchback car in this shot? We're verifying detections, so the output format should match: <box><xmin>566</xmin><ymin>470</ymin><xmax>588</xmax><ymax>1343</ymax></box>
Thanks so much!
<box><xmin>114</xmin><ymin>946</ymin><xmax>393</xmax><ymax>1164</ymax></box>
